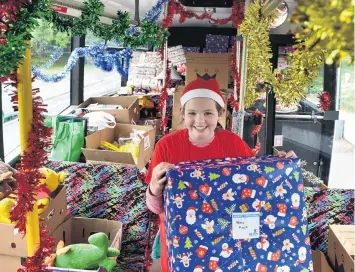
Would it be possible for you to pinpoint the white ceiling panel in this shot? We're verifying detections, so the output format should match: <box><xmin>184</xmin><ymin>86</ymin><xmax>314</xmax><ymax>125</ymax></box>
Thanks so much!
<box><xmin>52</xmin><ymin>0</ymin><xmax>299</xmax><ymax>33</ymax></box>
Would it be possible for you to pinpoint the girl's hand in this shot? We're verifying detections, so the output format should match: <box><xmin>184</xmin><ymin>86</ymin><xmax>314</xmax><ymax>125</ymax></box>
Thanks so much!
<box><xmin>149</xmin><ymin>162</ymin><xmax>174</xmax><ymax>197</ymax></box>
<box><xmin>278</xmin><ymin>150</ymin><xmax>298</xmax><ymax>159</ymax></box>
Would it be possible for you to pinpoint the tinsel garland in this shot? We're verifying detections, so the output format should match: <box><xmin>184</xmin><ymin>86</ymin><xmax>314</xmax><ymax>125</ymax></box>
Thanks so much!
<box><xmin>290</xmin><ymin>0</ymin><xmax>354</xmax><ymax>65</ymax></box>
<box><xmin>251</xmin><ymin>111</ymin><xmax>263</xmax><ymax>155</ymax></box>
<box><xmin>45</xmin><ymin>0</ymin><xmax>169</xmax><ymax>49</ymax></box>
<box><xmin>33</xmin><ymin>40</ymin><xmax>64</xmax><ymax>70</ymax></box>
<box><xmin>2</xmin><ymin>73</ymin><xmax>55</xmax><ymax>271</ymax></box>
<box><xmin>128</xmin><ymin>0</ymin><xmax>169</xmax><ymax>35</ymax></box>
<box><xmin>238</xmin><ymin>2</ymin><xmax>276</xmax><ymax>108</ymax></box>
<box><xmin>318</xmin><ymin>91</ymin><xmax>332</xmax><ymax>111</ymax></box>
<box><xmin>0</xmin><ymin>0</ymin><xmax>51</xmax><ymax>77</ymax></box>
<box><xmin>229</xmin><ymin>43</ymin><xmax>241</xmax><ymax>112</ymax></box>
<box><xmin>163</xmin><ymin>0</ymin><xmax>244</xmax><ymax>28</ymax></box>
<box><xmin>32</xmin><ymin>46</ymin><xmax>132</xmax><ymax>82</ymax></box>
<box><xmin>239</xmin><ymin>2</ymin><xmax>324</xmax><ymax>108</ymax></box>
<box><xmin>18</xmin><ymin>221</ymin><xmax>56</xmax><ymax>272</ymax></box>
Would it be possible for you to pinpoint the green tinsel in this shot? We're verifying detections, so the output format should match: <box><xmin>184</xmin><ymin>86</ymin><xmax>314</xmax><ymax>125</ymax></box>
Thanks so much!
<box><xmin>0</xmin><ymin>0</ymin><xmax>51</xmax><ymax>77</ymax></box>
<box><xmin>45</xmin><ymin>0</ymin><xmax>169</xmax><ymax>49</ymax></box>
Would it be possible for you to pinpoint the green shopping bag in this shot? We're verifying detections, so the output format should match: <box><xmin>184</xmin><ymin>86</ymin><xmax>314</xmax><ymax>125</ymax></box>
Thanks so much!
<box><xmin>49</xmin><ymin>116</ymin><xmax>88</xmax><ymax>162</ymax></box>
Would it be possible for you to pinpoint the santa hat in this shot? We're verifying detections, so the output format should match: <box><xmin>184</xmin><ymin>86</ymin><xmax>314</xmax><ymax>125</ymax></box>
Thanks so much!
<box><xmin>180</xmin><ymin>74</ymin><xmax>225</xmax><ymax>107</ymax></box>
<box><xmin>187</xmin><ymin>207</ymin><xmax>197</xmax><ymax>212</ymax></box>
<box><xmin>194</xmin><ymin>265</ymin><xmax>204</xmax><ymax>272</ymax></box>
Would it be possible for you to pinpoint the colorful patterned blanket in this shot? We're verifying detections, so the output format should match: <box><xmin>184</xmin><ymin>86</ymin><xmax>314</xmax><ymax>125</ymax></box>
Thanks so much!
<box><xmin>304</xmin><ymin>187</ymin><xmax>354</xmax><ymax>253</ymax></box>
<box><xmin>46</xmin><ymin>161</ymin><xmax>151</xmax><ymax>272</ymax></box>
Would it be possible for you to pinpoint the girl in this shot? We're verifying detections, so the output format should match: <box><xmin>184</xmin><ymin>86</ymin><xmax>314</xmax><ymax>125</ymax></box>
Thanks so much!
<box><xmin>146</xmin><ymin>75</ymin><xmax>295</xmax><ymax>271</ymax></box>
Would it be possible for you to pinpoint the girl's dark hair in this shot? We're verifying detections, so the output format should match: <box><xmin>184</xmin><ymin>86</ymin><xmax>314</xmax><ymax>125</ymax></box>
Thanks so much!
<box><xmin>179</xmin><ymin>101</ymin><xmax>224</xmax><ymax>129</ymax></box>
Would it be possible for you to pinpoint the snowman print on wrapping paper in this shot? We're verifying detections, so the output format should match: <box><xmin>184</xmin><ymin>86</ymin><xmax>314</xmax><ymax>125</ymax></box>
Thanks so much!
<box><xmin>219</xmin><ymin>243</ymin><xmax>233</xmax><ymax>258</ymax></box>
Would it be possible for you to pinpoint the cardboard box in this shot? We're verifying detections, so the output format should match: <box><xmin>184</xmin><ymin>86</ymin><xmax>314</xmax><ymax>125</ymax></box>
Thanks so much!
<box><xmin>312</xmin><ymin>250</ymin><xmax>334</xmax><ymax>272</ymax></box>
<box><xmin>185</xmin><ymin>53</ymin><xmax>231</xmax><ymax>89</ymax></box>
<box><xmin>0</xmin><ymin>185</ymin><xmax>67</xmax><ymax>258</ymax></box>
<box><xmin>171</xmin><ymin>85</ymin><xmax>228</xmax><ymax>131</ymax></box>
<box><xmin>0</xmin><ymin>255</ymin><xmax>26</xmax><ymax>272</ymax></box>
<box><xmin>0</xmin><ymin>186</ymin><xmax>68</xmax><ymax>271</ymax></box>
<box><xmin>78</xmin><ymin>96</ymin><xmax>140</xmax><ymax>124</ymax></box>
<box><xmin>47</xmin><ymin>217</ymin><xmax>122</xmax><ymax>272</ymax></box>
<box><xmin>328</xmin><ymin>225</ymin><xmax>355</xmax><ymax>272</ymax></box>
<box><xmin>82</xmin><ymin>124</ymin><xmax>155</xmax><ymax>170</ymax></box>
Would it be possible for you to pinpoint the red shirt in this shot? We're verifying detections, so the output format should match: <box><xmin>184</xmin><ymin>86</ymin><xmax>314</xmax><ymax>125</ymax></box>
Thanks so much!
<box><xmin>146</xmin><ymin>129</ymin><xmax>253</xmax><ymax>271</ymax></box>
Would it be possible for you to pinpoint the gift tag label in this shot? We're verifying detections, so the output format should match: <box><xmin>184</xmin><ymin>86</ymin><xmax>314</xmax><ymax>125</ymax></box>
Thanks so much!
<box><xmin>144</xmin><ymin>136</ymin><xmax>150</xmax><ymax>151</ymax></box>
<box><xmin>232</xmin><ymin>212</ymin><xmax>260</xmax><ymax>239</ymax></box>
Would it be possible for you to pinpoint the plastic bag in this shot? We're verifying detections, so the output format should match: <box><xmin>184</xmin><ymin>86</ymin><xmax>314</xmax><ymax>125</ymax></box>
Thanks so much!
<box><xmin>84</xmin><ymin>111</ymin><xmax>116</xmax><ymax>131</ymax></box>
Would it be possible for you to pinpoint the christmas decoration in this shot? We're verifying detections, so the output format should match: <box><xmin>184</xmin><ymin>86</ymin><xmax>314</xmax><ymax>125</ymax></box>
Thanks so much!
<box><xmin>45</xmin><ymin>0</ymin><xmax>169</xmax><ymax>49</ymax></box>
<box><xmin>164</xmin><ymin>156</ymin><xmax>312</xmax><ymax>271</ymax></box>
<box><xmin>3</xmin><ymin>73</ymin><xmax>54</xmax><ymax>271</ymax></box>
<box><xmin>0</xmin><ymin>0</ymin><xmax>50</xmax><ymax>77</ymax></box>
<box><xmin>318</xmin><ymin>91</ymin><xmax>332</xmax><ymax>111</ymax></box>
<box><xmin>238</xmin><ymin>1</ymin><xmax>276</xmax><ymax>108</ymax></box>
<box><xmin>239</xmin><ymin>2</ymin><xmax>324</xmax><ymax>108</ymax></box>
<box><xmin>251</xmin><ymin>111</ymin><xmax>263</xmax><ymax>155</ymax></box>
<box><xmin>163</xmin><ymin>0</ymin><xmax>244</xmax><ymax>27</ymax></box>
<box><xmin>32</xmin><ymin>46</ymin><xmax>132</xmax><ymax>82</ymax></box>
<box><xmin>290</xmin><ymin>0</ymin><xmax>354</xmax><ymax>65</ymax></box>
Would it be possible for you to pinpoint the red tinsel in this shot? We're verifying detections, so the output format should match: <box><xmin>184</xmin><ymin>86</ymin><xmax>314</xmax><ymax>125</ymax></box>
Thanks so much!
<box><xmin>17</xmin><ymin>221</ymin><xmax>56</xmax><ymax>272</ymax></box>
<box><xmin>318</xmin><ymin>91</ymin><xmax>332</xmax><ymax>111</ymax></box>
<box><xmin>163</xmin><ymin>0</ymin><xmax>244</xmax><ymax>29</ymax></box>
<box><xmin>0</xmin><ymin>0</ymin><xmax>30</xmax><ymax>45</ymax></box>
<box><xmin>3</xmin><ymin>72</ymin><xmax>54</xmax><ymax>271</ymax></box>
<box><xmin>251</xmin><ymin>111</ymin><xmax>264</xmax><ymax>155</ymax></box>
<box><xmin>229</xmin><ymin>42</ymin><xmax>242</xmax><ymax>112</ymax></box>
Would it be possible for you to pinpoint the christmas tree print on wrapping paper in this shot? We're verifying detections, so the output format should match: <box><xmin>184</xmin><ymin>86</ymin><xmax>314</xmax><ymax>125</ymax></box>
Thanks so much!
<box><xmin>164</xmin><ymin>156</ymin><xmax>313</xmax><ymax>272</ymax></box>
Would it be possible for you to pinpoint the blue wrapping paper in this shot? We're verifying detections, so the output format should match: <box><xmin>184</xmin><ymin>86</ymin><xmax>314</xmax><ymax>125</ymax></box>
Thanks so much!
<box><xmin>205</xmin><ymin>34</ymin><xmax>229</xmax><ymax>53</ymax></box>
<box><xmin>184</xmin><ymin>47</ymin><xmax>201</xmax><ymax>53</ymax></box>
<box><xmin>164</xmin><ymin>156</ymin><xmax>313</xmax><ymax>272</ymax></box>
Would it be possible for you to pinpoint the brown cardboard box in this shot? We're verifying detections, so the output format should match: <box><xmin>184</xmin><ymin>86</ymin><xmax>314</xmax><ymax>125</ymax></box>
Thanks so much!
<box><xmin>0</xmin><ymin>255</ymin><xmax>26</xmax><ymax>272</ymax></box>
<box><xmin>47</xmin><ymin>217</ymin><xmax>122</xmax><ymax>272</ymax></box>
<box><xmin>82</xmin><ymin>124</ymin><xmax>155</xmax><ymax>170</ymax></box>
<box><xmin>0</xmin><ymin>185</ymin><xmax>68</xmax><ymax>271</ymax></box>
<box><xmin>328</xmin><ymin>225</ymin><xmax>355</xmax><ymax>272</ymax></box>
<box><xmin>185</xmin><ymin>53</ymin><xmax>231</xmax><ymax>89</ymax></box>
<box><xmin>171</xmin><ymin>85</ymin><xmax>228</xmax><ymax>131</ymax></box>
<box><xmin>78</xmin><ymin>96</ymin><xmax>140</xmax><ymax>124</ymax></box>
<box><xmin>312</xmin><ymin>250</ymin><xmax>334</xmax><ymax>272</ymax></box>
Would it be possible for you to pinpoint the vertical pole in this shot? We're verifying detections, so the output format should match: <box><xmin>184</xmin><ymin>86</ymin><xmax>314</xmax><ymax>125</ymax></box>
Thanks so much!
<box><xmin>17</xmin><ymin>40</ymin><xmax>40</xmax><ymax>257</ymax></box>
<box><xmin>237</xmin><ymin>0</ymin><xmax>250</xmax><ymax>138</ymax></box>
<box><xmin>162</xmin><ymin>3</ymin><xmax>169</xmax><ymax>129</ymax></box>
<box><xmin>0</xmin><ymin>82</ymin><xmax>4</xmax><ymax>161</ymax></box>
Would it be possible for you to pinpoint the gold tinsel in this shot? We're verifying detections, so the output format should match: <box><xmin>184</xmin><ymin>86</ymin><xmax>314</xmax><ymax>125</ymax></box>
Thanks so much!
<box><xmin>290</xmin><ymin>0</ymin><xmax>354</xmax><ymax>65</ymax></box>
<box><xmin>239</xmin><ymin>2</ymin><xmax>324</xmax><ymax>108</ymax></box>
<box><xmin>239</xmin><ymin>2</ymin><xmax>276</xmax><ymax>108</ymax></box>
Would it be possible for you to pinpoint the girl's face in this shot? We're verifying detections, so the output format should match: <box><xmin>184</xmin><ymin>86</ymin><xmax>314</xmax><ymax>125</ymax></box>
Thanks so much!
<box><xmin>183</xmin><ymin>98</ymin><xmax>221</xmax><ymax>142</ymax></box>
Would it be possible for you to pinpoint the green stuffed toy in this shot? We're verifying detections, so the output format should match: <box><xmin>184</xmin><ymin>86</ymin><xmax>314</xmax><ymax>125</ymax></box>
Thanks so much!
<box><xmin>45</xmin><ymin>232</ymin><xmax>120</xmax><ymax>272</ymax></box>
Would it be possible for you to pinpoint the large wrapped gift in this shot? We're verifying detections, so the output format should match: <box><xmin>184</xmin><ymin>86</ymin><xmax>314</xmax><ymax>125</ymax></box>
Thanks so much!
<box><xmin>164</xmin><ymin>156</ymin><xmax>313</xmax><ymax>272</ymax></box>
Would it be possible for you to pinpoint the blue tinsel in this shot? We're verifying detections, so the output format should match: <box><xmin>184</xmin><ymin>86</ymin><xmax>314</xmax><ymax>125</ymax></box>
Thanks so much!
<box><xmin>127</xmin><ymin>0</ymin><xmax>169</xmax><ymax>36</ymax></box>
<box><xmin>31</xmin><ymin>46</ymin><xmax>133</xmax><ymax>83</ymax></box>
<box><xmin>33</xmin><ymin>40</ymin><xmax>64</xmax><ymax>70</ymax></box>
